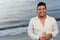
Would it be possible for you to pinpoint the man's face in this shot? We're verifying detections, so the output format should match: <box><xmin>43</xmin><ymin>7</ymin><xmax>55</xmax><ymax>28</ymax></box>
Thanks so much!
<box><xmin>37</xmin><ymin>5</ymin><xmax>47</xmax><ymax>17</ymax></box>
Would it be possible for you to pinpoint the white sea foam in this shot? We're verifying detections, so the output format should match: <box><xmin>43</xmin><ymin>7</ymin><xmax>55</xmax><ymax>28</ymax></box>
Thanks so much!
<box><xmin>0</xmin><ymin>27</ymin><xmax>28</xmax><ymax>37</ymax></box>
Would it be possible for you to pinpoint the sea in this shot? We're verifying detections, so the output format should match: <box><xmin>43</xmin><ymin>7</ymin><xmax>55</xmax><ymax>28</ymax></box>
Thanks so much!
<box><xmin>0</xmin><ymin>0</ymin><xmax>60</xmax><ymax>40</ymax></box>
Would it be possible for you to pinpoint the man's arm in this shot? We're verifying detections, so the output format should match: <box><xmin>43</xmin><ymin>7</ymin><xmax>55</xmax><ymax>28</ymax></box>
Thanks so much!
<box><xmin>45</xmin><ymin>18</ymin><xmax>59</xmax><ymax>40</ymax></box>
<box><xmin>28</xmin><ymin>19</ymin><xmax>39</xmax><ymax>40</ymax></box>
<box><xmin>51</xmin><ymin>18</ymin><xmax>59</xmax><ymax>37</ymax></box>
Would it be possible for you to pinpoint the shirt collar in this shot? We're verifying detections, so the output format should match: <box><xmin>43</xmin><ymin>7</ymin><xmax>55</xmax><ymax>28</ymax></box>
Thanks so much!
<box><xmin>36</xmin><ymin>15</ymin><xmax>49</xmax><ymax>20</ymax></box>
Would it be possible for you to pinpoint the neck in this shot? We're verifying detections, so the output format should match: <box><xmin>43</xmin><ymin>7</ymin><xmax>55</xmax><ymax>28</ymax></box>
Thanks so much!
<box><xmin>38</xmin><ymin>15</ymin><xmax>46</xmax><ymax>19</ymax></box>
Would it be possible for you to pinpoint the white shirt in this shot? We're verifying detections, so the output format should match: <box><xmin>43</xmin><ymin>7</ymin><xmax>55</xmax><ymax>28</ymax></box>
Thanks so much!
<box><xmin>28</xmin><ymin>15</ymin><xmax>59</xmax><ymax>40</ymax></box>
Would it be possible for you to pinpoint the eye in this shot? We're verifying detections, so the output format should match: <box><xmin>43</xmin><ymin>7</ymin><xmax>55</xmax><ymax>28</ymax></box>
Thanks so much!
<box><xmin>38</xmin><ymin>9</ymin><xmax>41</xmax><ymax>10</ymax></box>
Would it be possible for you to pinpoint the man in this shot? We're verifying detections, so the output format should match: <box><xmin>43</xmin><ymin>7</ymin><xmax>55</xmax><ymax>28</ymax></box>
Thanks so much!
<box><xmin>28</xmin><ymin>2</ymin><xmax>59</xmax><ymax>40</ymax></box>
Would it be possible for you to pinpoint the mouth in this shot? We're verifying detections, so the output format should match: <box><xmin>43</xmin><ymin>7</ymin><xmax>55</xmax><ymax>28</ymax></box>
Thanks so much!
<box><xmin>40</xmin><ymin>13</ymin><xmax>44</xmax><ymax>15</ymax></box>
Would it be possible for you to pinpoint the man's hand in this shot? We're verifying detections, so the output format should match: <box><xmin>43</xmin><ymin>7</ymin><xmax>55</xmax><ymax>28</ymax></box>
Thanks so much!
<box><xmin>39</xmin><ymin>36</ymin><xmax>46</xmax><ymax>40</ymax></box>
<box><xmin>39</xmin><ymin>33</ymin><xmax>52</xmax><ymax>40</ymax></box>
<box><xmin>45</xmin><ymin>33</ymin><xmax>52</xmax><ymax>40</ymax></box>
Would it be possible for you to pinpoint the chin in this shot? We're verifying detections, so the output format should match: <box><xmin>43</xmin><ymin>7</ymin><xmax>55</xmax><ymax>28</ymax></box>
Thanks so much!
<box><xmin>40</xmin><ymin>16</ymin><xmax>44</xmax><ymax>17</ymax></box>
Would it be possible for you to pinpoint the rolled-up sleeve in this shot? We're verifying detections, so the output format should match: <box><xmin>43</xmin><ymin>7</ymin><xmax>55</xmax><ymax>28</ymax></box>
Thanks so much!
<box><xmin>28</xmin><ymin>19</ymin><xmax>39</xmax><ymax>40</ymax></box>
<box><xmin>51</xmin><ymin>18</ymin><xmax>59</xmax><ymax>37</ymax></box>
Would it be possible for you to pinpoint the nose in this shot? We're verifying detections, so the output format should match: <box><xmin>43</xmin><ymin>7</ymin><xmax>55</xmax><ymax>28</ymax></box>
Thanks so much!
<box><xmin>40</xmin><ymin>9</ymin><xmax>44</xmax><ymax>12</ymax></box>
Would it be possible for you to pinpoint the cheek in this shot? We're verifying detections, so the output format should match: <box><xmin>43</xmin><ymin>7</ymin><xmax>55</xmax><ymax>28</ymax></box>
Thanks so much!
<box><xmin>44</xmin><ymin>10</ymin><xmax>47</xmax><ymax>13</ymax></box>
<box><xmin>37</xmin><ymin>10</ymin><xmax>41</xmax><ymax>13</ymax></box>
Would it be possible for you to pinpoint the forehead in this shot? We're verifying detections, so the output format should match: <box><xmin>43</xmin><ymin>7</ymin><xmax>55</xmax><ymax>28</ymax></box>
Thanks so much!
<box><xmin>37</xmin><ymin>5</ymin><xmax>46</xmax><ymax>8</ymax></box>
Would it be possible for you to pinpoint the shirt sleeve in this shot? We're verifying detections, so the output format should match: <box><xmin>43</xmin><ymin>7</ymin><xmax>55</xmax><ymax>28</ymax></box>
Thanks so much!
<box><xmin>28</xmin><ymin>19</ymin><xmax>39</xmax><ymax>40</ymax></box>
<box><xmin>51</xmin><ymin>18</ymin><xmax>59</xmax><ymax>37</ymax></box>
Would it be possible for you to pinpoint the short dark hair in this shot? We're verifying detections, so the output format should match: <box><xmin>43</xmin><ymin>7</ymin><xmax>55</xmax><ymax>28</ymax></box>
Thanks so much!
<box><xmin>37</xmin><ymin>2</ymin><xmax>46</xmax><ymax>8</ymax></box>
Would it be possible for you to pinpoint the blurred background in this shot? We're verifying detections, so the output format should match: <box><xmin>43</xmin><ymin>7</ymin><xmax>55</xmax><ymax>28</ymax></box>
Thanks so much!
<box><xmin>0</xmin><ymin>0</ymin><xmax>60</xmax><ymax>40</ymax></box>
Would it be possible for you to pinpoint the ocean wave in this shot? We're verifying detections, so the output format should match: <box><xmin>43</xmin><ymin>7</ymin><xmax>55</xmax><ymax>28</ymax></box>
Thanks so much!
<box><xmin>0</xmin><ymin>20</ymin><xmax>29</xmax><ymax>29</ymax></box>
<box><xmin>0</xmin><ymin>27</ymin><xmax>28</xmax><ymax>37</ymax></box>
<box><xmin>0</xmin><ymin>24</ymin><xmax>28</xmax><ymax>30</ymax></box>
